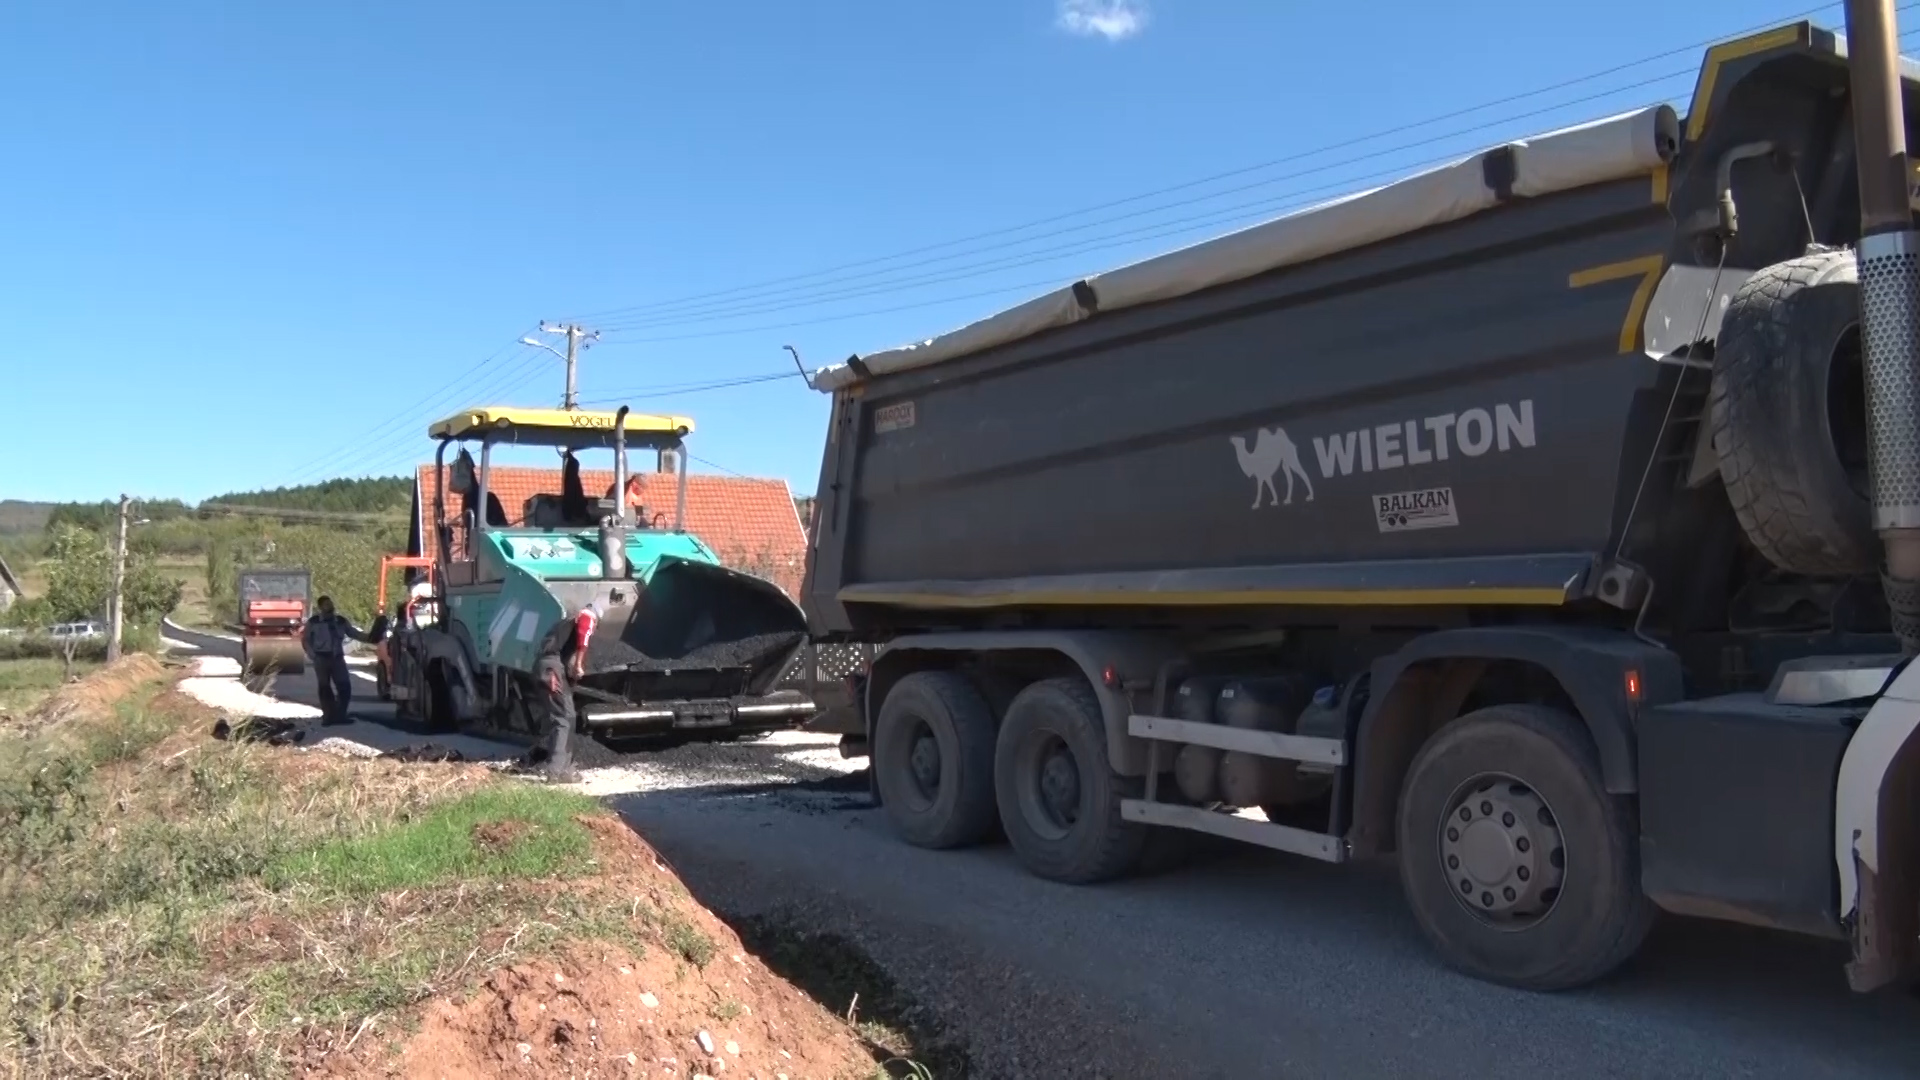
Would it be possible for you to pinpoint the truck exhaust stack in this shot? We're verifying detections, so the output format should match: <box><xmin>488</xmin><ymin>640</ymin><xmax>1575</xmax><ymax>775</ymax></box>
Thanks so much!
<box><xmin>1847</xmin><ymin>0</ymin><xmax>1920</xmax><ymax>652</ymax></box>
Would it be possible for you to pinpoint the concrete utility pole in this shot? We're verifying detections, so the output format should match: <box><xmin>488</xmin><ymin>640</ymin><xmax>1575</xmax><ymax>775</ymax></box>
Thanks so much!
<box><xmin>107</xmin><ymin>494</ymin><xmax>130</xmax><ymax>662</ymax></box>
<box><xmin>523</xmin><ymin>323</ymin><xmax>600</xmax><ymax>410</ymax></box>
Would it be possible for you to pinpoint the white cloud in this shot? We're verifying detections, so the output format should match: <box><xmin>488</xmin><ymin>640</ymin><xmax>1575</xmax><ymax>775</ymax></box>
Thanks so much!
<box><xmin>1056</xmin><ymin>0</ymin><xmax>1148</xmax><ymax>42</ymax></box>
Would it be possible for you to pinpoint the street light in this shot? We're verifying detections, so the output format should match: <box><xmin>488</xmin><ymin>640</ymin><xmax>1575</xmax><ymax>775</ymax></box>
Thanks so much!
<box><xmin>520</xmin><ymin>336</ymin><xmax>568</xmax><ymax>363</ymax></box>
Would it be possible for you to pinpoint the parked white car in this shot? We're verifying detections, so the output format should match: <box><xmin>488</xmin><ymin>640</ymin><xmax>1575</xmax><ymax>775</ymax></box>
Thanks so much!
<box><xmin>44</xmin><ymin>621</ymin><xmax>104</xmax><ymax>641</ymax></box>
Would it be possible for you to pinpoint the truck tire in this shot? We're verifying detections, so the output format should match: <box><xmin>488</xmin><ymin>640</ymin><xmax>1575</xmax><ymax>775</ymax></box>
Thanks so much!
<box><xmin>873</xmin><ymin>671</ymin><xmax>1000</xmax><ymax>849</ymax></box>
<box><xmin>1396</xmin><ymin>704</ymin><xmax>1652</xmax><ymax>991</ymax></box>
<box><xmin>1710</xmin><ymin>249</ymin><xmax>1876</xmax><ymax>575</ymax></box>
<box><xmin>994</xmin><ymin>677</ymin><xmax>1148</xmax><ymax>884</ymax></box>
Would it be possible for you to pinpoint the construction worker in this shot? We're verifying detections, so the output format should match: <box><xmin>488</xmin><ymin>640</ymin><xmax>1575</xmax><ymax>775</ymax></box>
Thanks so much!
<box><xmin>603</xmin><ymin>474</ymin><xmax>647</xmax><ymax>525</ymax></box>
<box><xmin>303</xmin><ymin>595</ymin><xmax>370</xmax><ymax>726</ymax></box>
<box><xmin>532</xmin><ymin>598</ymin><xmax>604</xmax><ymax>783</ymax></box>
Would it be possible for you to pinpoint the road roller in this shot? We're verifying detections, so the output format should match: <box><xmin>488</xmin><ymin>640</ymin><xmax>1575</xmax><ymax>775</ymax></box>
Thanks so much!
<box><xmin>235</xmin><ymin>566</ymin><xmax>310</xmax><ymax>677</ymax></box>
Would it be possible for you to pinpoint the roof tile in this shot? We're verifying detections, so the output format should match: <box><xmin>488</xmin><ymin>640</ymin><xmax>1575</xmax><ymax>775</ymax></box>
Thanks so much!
<box><xmin>413</xmin><ymin>465</ymin><xmax>807</xmax><ymax>597</ymax></box>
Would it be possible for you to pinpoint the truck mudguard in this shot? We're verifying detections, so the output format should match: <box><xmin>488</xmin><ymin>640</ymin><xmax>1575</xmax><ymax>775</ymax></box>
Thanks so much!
<box><xmin>1836</xmin><ymin>657</ymin><xmax>1920</xmax><ymax>991</ymax></box>
<box><xmin>1348</xmin><ymin>626</ymin><xmax>1683</xmax><ymax>855</ymax></box>
<box><xmin>865</xmin><ymin>630</ymin><xmax>1184</xmax><ymax>776</ymax></box>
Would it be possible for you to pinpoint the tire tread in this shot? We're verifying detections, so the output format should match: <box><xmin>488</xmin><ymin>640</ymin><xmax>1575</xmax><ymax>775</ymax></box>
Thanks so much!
<box><xmin>1398</xmin><ymin>703</ymin><xmax>1653</xmax><ymax>991</ymax></box>
<box><xmin>875</xmin><ymin>671</ymin><xmax>999</xmax><ymax>849</ymax></box>
<box><xmin>997</xmin><ymin>677</ymin><xmax>1147</xmax><ymax>884</ymax></box>
<box><xmin>1709</xmin><ymin>250</ymin><xmax>1876</xmax><ymax>575</ymax></box>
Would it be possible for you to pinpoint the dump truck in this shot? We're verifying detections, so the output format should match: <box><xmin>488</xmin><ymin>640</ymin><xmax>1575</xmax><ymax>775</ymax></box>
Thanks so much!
<box><xmin>235</xmin><ymin>567</ymin><xmax>309</xmax><ymax>677</ymax></box>
<box><xmin>377</xmin><ymin>405</ymin><xmax>817</xmax><ymax>744</ymax></box>
<box><xmin>799</xmin><ymin>14</ymin><xmax>1920</xmax><ymax>993</ymax></box>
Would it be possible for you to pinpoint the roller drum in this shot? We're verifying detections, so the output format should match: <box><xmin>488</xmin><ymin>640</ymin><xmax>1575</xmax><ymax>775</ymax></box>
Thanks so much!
<box><xmin>242</xmin><ymin>636</ymin><xmax>306</xmax><ymax>677</ymax></box>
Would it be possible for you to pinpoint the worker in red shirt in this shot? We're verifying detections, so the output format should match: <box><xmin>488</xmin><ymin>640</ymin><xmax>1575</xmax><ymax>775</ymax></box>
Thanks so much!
<box><xmin>531</xmin><ymin>599</ymin><xmax>605</xmax><ymax>783</ymax></box>
<box><xmin>603</xmin><ymin>475</ymin><xmax>646</xmax><ymax>526</ymax></box>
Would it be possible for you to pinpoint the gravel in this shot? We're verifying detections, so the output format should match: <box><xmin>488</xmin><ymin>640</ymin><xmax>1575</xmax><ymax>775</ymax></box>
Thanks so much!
<box><xmin>179</xmin><ymin>656</ymin><xmax>322</xmax><ymax>720</ymax></box>
<box><xmin>569</xmin><ymin>731</ymin><xmax>866</xmax><ymax>801</ymax></box>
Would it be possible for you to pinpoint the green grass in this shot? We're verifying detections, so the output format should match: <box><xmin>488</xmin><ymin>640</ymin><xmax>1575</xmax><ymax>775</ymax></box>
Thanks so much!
<box><xmin>0</xmin><ymin>686</ymin><xmax>634</xmax><ymax>1078</ymax></box>
<box><xmin>1</xmin><ymin>677</ymin><xmax>924</xmax><ymax>1080</ymax></box>
<box><xmin>267</xmin><ymin>785</ymin><xmax>601</xmax><ymax>894</ymax></box>
<box><xmin>0</xmin><ymin>656</ymin><xmax>97</xmax><ymax>714</ymax></box>
<box><xmin>664</xmin><ymin>913</ymin><xmax>718</xmax><ymax>967</ymax></box>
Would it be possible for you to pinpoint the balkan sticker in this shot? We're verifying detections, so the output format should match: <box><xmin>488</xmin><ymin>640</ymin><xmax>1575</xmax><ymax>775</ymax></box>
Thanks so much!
<box><xmin>1373</xmin><ymin>487</ymin><xmax>1459</xmax><ymax>532</ymax></box>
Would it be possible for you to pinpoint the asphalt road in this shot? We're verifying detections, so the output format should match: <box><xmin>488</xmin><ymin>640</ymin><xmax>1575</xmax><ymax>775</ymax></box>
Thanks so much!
<box><xmin>615</xmin><ymin>779</ymin><xmax>1920</xmax><ymax>1080</ymax></box>
<box><xmin>161</xmin><ymin>622</ymin><xmax>1920</xmax><ymax>1079</ymax></box>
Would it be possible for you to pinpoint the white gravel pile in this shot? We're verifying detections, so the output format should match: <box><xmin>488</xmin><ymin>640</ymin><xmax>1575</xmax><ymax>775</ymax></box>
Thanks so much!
<box><xmin>178</xmin><ymin>656</ymin><xmax>321</xmax><ymax>720</ymax></box>
<box><xmin>571</xmin><ymin>730</ymin><xmax>863</xmax><ymax>797</ymax></box>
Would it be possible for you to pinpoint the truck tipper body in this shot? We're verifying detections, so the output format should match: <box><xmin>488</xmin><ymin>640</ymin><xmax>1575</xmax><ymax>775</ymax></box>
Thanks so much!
<box><xmin>799</xmin><ymin>19</ymin><xmax>1920</xmax><ymax>992</ymax></box>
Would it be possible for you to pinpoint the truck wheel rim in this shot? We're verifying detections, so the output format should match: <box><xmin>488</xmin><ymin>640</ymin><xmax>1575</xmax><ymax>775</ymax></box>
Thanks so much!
<box><xmin>1437</xmin><ymin>772</ymin><xmax>1566</xmax><ymax>929</ymax></box>
<box><xmin>1018</xmin><ymin>734</ymin><xmax>1082</xmax><ymax>841</ymax></box>
<box><xmin>905</xmin><ymin>722</ymin><xmax>942</xmax><ymax>805</ymax></box>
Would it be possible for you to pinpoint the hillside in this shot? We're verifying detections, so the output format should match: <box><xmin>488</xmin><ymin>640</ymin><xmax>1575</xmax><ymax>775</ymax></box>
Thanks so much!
<box><xmin>0</xmin><ymin>501</ymin><xmax>54</xmax><ymax>535</ymax></box>
<box><xmin>203</xmin><ymin>475</ymin><xmax>411</xmax><ymax>515</ymax></box>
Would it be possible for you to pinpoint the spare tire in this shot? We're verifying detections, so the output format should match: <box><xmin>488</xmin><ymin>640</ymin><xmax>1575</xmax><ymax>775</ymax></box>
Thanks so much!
<box><xmin>1709</xmin><ymin>249</ymin><xmax>1876</xmax><ymax>575</ymax></box>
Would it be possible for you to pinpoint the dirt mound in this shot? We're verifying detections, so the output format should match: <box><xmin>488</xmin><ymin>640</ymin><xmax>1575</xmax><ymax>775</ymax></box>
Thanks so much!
<box><xmin>2</xmin><ymin>652</ymin><xmax>168</xmax><ymax>735</ymax></box>
<box><xmin>311</xmin><ymin>816</ymin><xmax>880</xmax><ymax>1080</ymax></box>
<box><xmin>399</xmin><ymin>938</ymin><xmax>874</xmax><ymax>1080</ymax></box>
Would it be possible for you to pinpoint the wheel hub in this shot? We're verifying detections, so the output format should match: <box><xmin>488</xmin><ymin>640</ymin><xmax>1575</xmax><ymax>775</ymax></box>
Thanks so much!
<box><xmin>1438</xmin><ymin>777</ymin><xmax>1566</xmax><ymax>926</ymax></box>
<box><xmin>908</xmin><ymin>732</ymin><xmax>942</xmax><ymax>795</ymax></box>
<box><xmin>1039</xmin><ymin>748</ymin><xmax>1082</xmax><ymax>824</ymax></box>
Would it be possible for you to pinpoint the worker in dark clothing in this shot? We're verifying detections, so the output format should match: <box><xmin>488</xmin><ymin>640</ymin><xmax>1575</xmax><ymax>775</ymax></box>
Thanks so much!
<box><xmin>532</xmin><ymin>599</ymin><xmax>605</xmax><ymax>783</ymax></box>
<box><xmin>303</xmin><ymin>595</ymin><xmax>371</xmax><ymax>726</ymax></box>
<box><xmin>452</xmin><ymin>449</ymin><xmax>509</xmax><ymax>529</ymax></box>
<box><xmin>559</xmin><ymin>451</ymin><xmax>590</xmax><ymax>525</ymax></box>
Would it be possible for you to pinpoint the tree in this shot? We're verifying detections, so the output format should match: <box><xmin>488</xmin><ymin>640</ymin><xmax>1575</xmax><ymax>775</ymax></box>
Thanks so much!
<box><xmin>42</xmin><ymin>525</ymin><xmax>112</xmax><ymax>623</ymax></box>
<box><xmin>41</xmin><ymin>524</ymin><xmax>182</xmax><ymax>627</ymax></box>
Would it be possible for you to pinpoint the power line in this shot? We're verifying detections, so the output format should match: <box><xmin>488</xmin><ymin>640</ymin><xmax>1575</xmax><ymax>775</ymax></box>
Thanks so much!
<box><xmin>691</xmin><ymin>454</ymin><xmax>749</xmax><ymax>478</ymax></box>
<box><xmin>284</xmin><ymin>347</ymin><xmax>554</xmax><ymax>485</ymax></box>
<box><xmin>277</xmin><ymin>328</ymin><xmax>537</xmax><ymax>482</ymax></box>
<box><xmin>586</xmin><ymin>19</ymin><xmax>1920</xmax><ymax>348</ymax></box>
<box><xmin>597</xmin><ymin>274</ymin><xmax>1086</xmax><ymax>345</ymax></box>
<box><xmin>574</xmin><ymin>370</ymin><xmax>802</xmax><ymax>407</ymax></box>
<box><xmin>560</xmin><ymin>3</ymin><xmax>1850</xmax><ymax>327</ymax></box>
<box><xmin>284</xmin><ymin>5</ymin><xmax>1901</xmax><ymax>489</ymax></box>
<box><xmin>335</xmin><ymin>355</ymin><xmax>560</xmax><ymax>479</ymax></box>
<box><xmin>594</xmin><ymin>67</ymin><xmax>1698</xmax><ymax>333</ymax></box>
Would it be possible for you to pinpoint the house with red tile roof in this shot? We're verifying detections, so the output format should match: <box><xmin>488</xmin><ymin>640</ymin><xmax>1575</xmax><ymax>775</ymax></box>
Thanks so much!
<box><xmin>408</xmin><ymin>462</ymin><xmax>809</xmax><ymax>597</ymax></box>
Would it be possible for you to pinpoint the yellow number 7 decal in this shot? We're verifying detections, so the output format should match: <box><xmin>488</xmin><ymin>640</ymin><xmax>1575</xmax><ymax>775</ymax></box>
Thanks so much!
<box><xmin>1568</xmin><ymin>255</ymin><xmax>1667</xmax><ymax>356</ymax></box>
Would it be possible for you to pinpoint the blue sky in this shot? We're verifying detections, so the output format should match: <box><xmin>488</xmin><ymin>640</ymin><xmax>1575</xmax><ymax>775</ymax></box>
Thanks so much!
<box><xmin>0</xmin><ymin>0</ymin><xmax>1844</xmax><ymax>502</ymax></box>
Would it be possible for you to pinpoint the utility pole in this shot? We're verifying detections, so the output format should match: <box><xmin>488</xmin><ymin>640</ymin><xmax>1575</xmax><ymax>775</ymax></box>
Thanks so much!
<box><xmin>107</xmin><ymin>494</ymin><xmax>130</xmax><ymax>662</ymax></box>
<box><xmin>524</xmin><ymin>323</ymin><xmax>600</xmax><ymax>410</ymax></box>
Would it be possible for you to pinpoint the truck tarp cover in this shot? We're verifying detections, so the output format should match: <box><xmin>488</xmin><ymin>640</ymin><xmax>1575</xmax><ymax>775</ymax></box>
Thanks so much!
<box><xmin>811</xmin><ymin>105</ymin><xmax>1679</xmax><ymax>390</ymax></box>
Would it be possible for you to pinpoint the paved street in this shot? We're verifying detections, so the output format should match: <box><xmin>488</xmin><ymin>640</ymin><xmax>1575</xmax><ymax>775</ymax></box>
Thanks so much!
<box><xmin>164</xmin><ymin>623</ymin><xmax>1920</xmax><ymax>1079</ymax></box>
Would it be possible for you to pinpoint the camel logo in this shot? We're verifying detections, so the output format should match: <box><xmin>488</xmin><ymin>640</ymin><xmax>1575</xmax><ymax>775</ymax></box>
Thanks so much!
<box><xmin>1230</xmin><ymin>426</ymin><xmax>1315</xmax><ymax>508</ymax></box>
